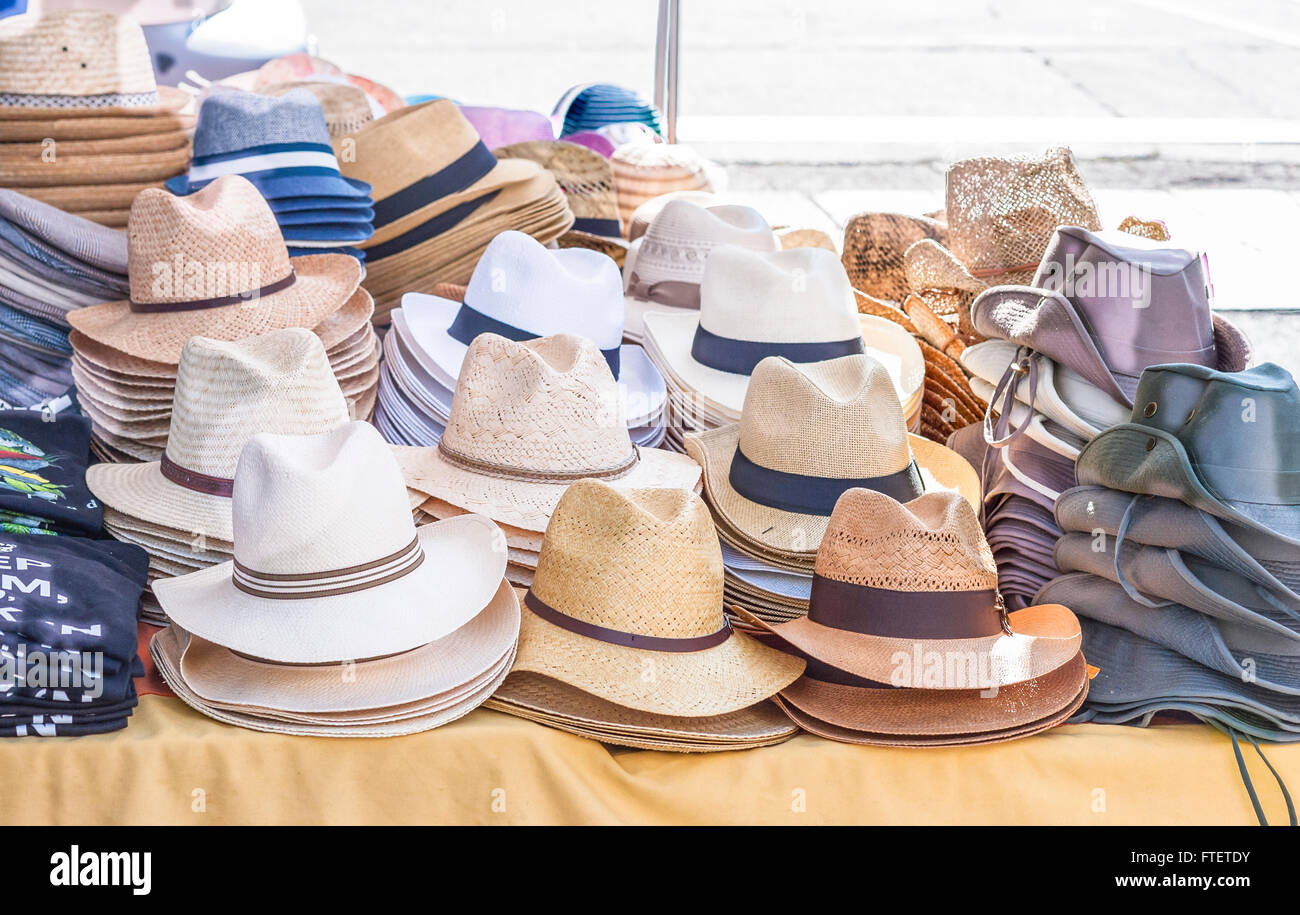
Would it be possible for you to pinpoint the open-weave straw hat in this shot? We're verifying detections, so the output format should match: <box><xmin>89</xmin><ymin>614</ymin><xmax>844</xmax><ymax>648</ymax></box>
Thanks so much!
<box><xmin>842</xmin><ymin>212</ymin><xmax>949</xmax><ymax>305</ymax></box>
<box><xmin>394</xmin><ymin>332</ymin><xmax>700</xmax><ymax>532</ymax></box>
<box><xmin>495</xmin><ymin>139</ymin><xmax>623</xmax><ymax>240</ymax></box>
<box><xmin>85</xmin><ymin>328</ymin><xmax>351</xmax><ymax>543</ymax></box>
<box><xmin>66</xmin><ymin>174</ymin><xmax>362</xmax><ymax>365</ymax></box>
<box><xmin>153</xmin><ymin>421</ymin><xmax>508</xmax><ymax>664</ymax></box>
<box><xmin>685</xmin><ymin>354</ymin><xmax>980</xmax><ymax>561</ymax></box>
<box><xmin>509</xmin><ymin>480</ymin><xmax>804</xmax><ymax>717</ymax></box>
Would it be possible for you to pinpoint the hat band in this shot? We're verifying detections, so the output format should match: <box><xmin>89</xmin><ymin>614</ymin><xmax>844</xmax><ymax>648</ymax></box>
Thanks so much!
<box><xmin>626</xmin><ymin>276</ymin><xmax>699</xmax><ymax>310</ymax></box>
<box><xmin>128</xmin><ymin>267</ymin><xmax>296</xmax><ymax>314</ymax></box>
<box><xmin>525</xmin><ymin>589</ymin><xmax>731</xmax><ymax>652</ymax></box>
<box><xmin>436</xmin><ymin>440</ymin><xmax>639</xmax><ymax>482</ymax></box>
<box><xmin>571</xmin><ymin>217</ymin><xmax>622</xmax><ymax>238</ymax></box>
<box><xmin>969</xmin><ymin>262</ymin><xmax>1038</xmax><ymax>280</ymax></box>
<box><xmin>160</xmin><ymin>454</ymin><xmax>233</xmax><ymax>498</ymax></box>
<box><xmin>186</xmin><ymin>142</ymin><xmax>343</xmax><ymax>183</ymax></box>
<box><xmin>809</xmin><ymin>574</ymin><xmax>1009</xmax><ymax>638</ymax></box>
<box><xmin>364</xmin><ymin>190</ymin><xmax>500</xmax><ymax>262</ymax></box>
<box><xmin>446</xmin><ymin>301</ymin><xmax>620</xmax><ymax>377</ymax></box>
<box><xmin>0</xmin><ymin>90</ymin><xmax>160</xmax><ymax>111</ymax></box>
<box><xmin>371</xmin><ymin>140</ymin><xmax>497</xmax><ymax>229</ymax></box>
<box><xmin>691</xmin><ymin>325</ymin><xmax>864</xmax><ymax>375</ymax></box>
<box><xmin>232</xmin><ymin>536</ymin><xmax>424</xmax><ymax>600</ymax></box>
<box><xmin>729</xmin><ymin>447</ymin><xmax>923</xmax><ymax>516</ymax></box>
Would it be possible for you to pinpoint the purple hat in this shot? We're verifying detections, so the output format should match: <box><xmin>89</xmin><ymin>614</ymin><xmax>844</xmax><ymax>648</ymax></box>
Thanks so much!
<box><xmin>457</xmin><ymin>106</ymin><xmax>554</xmax><ymax>151</ymax></box>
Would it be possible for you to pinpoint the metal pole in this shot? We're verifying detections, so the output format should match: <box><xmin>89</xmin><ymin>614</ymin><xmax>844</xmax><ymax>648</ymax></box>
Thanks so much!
<box><xmin>665</xmin><ymin>0</ymin><xmax>679</xmax><ymax>143</ymax></box>
<box><xmin>653</xmin><ymin>0</ymin><xmax>670</xmax><ymax>119</ymax></box>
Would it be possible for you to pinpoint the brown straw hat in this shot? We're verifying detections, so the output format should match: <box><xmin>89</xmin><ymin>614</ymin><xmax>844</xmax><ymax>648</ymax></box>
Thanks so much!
<box><xmin>684</xmin><ymin>354</ymin><xmax>980</xmax><ymax>566</ymax></box>
<box><xmin>506</xmin><ymin>480</ymin><xmax>805</xmax><ymax>717</ymax></box>
<box><xmin>496</xmin><ymin>139</ymin><xmax>624</xmax><ymax>240</ymax></box>
<box><xmin>66</xmin><ymin>174</ymin><xmax>362</xmax><ymax>364</ymax></box>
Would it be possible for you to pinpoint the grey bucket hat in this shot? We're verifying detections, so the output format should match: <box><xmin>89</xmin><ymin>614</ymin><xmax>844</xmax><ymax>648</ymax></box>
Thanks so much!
<box><xmin>1076</xmin><ymin>363</ymin><xmax>1300</xmax><ymax>542</ymax></box>
<box><xmin>971</xmin><ymin>225</ymin><xmax>1251</xmax><ymax>404</ymax></box>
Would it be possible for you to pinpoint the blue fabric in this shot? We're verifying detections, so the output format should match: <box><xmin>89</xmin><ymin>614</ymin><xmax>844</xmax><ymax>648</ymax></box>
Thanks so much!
<box><xmin>728</xmin><ymin>448</ymin><xmax>924</xmax><ymax>516</ymax></box>
<box><xmin>446</xmin><ymin>301</ymin><xmax>620</xmax><ymax>377</ymax></box>
<box><xmin>556</xmin><ymin>83</ymin><xmax>663</xmax><ymax>136</ymax></box>
<box><xmin>279</xmin><ymin>222</ymin><xmax>374</xmax><ymax>243</ymax></box>
<box><xmin>371</xmin><ymin>141</ymin><xmax>497</xmax><ymax>229</ymax></box>
<box><xmin>364</xmin><ymin>190</ymin><xmax>501</xmax><ymax>262</ymax></box>
<box><xmin>0</xmin><ymin>305</ymin><xmax>70</xmax><ymax>354</ymax></box>
<box><xmin>167</xmin><ymin>169</ymin><xmax>372</xmax><ymax>202</ymax></box>
<box><xmin>690</xmin><ymin>324</ymin><xmax>864</xmax><ymax>375</ymax></box>
<box><xmin>275</xmin><ymin>206</ymin><xmax>376</xmax><ymax>227</ymax></box>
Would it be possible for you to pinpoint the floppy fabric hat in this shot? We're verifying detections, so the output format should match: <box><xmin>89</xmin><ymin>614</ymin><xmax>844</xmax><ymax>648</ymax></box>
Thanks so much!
<box><xmin>393</xmin><ymin>332</ymin><xmax>700</xmax><ymax>533</ymax></box>
<box><xmin>554</xmin><ymin>83</ymin><xmax>664</xmax><ymax>138</ymax></box>
<box><xmin>495</xmin><ymin>139</ymin><xmax>623</xmax><ymax>239</ymax></box>
<box><xmin>506</xmin><ymin>480</ymin><xmax>804</xmax><ymax>716</ymax></box>
<box><xmin>610</xmin><ymin>143</ymin><xmax>719</xmax><ymax>232</ymax></box>
<box><xmin>66</xmin><ymin>174</ymin><xmax>363</xmax><ymax>364</ymax></box>
<box><xmin>1076</xmin><ymin>362</ymin><xmax>1300</xmax><ymax>542</ymax></box>
<box><xmin>971</xmin><ymin>226</ymin><xmax>1250</xmax><ymax>404</ymax></box>
<box><xmin>622</xmin><ymin>198</ymin><xmax>777</xmax><ymax>341</ymax></box>
<box><xmin>686</xmin><ymin>354</ymin><xmax>980</xmax><ymax>563</ymax></box>
<box><xmin>153</xmin><ymin>420</ymin><xmax>508</xmax><ymax>663</ymax></box>
<box><xmin>85</xmin><ymin>328</ymin><xmax>351</xmax><ymax>544</ymax></box>
<box><xmin>460</xmin><ymin>106</ymin><xmax>555</xmax><ymax>150</ymax></box>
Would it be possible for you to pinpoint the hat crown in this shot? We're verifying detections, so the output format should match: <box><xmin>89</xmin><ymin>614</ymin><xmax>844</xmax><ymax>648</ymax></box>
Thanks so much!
<box><xmin>192</xmin><ymin>89</ymin><xmax>333</xmax><ymax>157</ymax></box>
<box><xmin>231</xmin><ymin>422</ymin><xmax>416</xmax><ymax>575</ymax></box>
<box><xmin>737</xmin><ymin>355</ymin><xmax>912</xmax><ymax>477</ymax></box>
<box><xmin>816</xmin><ymin>489</ymin><xmax>998</xmax><ymax>593</ymax></box>
<box><xmin>126</xmin><ymin>175</ymin><xmax>291</xmax><ymax>304</ymax></box>
<box><xmin>0</xmin><ymin>10</ymin><xmax>157</xmax><ymax>99</ymax></box>
<box><xmin>496</xmin><ymin>141</ymin><xmax>618</xmax><ymax>221</ymax></box>
<box><xmin>341</xmin><ymin>99</ymin><xmax>489</xmax><ymax>201</ymax></box>
<box><xmin>462</xmin><ymin>231</ymin><xmax>624</xmax><ymax>349</ymax></box>
<box><xmin>532</xmin><ymin>481</ymin><xmax>724</xmax><ymax>637</ymax></box>
<box><xmin>699</xmin><ymin>245</ymin><xmax>860</xmax><ymax>344</ymax></box>
<box><xmin>166</xmin><ymin>329</ymin><xmax>351</xmax><ymax>478</ymax></box>
<box><xmin>264</xmin><ymin>81</ymin><xmax>375</xmax><ymax>137</ymax></box>
<box><xmin>442</xmin><ymin>333</ymin><xmax>632</xmax><ymax>476</ymax></box>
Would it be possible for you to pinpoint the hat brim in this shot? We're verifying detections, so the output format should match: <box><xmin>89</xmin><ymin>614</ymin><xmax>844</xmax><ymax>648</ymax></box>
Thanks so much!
<box><xmin>166</xmin><ymin>172</ymin><xmax>372</xmax><ymax>201</ymax></box>
<box><xmin>685</xmin><ymin>423</ymin><xmax>980</xmax><ymax>558</ymax></box>
<box><xmin>153</xmin><ymin>514</ymin><xmax>507</xmax><ymax>663</ymax></box>
<box><xmin>87</xmin><ymin>459</ymin><xmax>236</xmax><ymax>543</ymax></box>
<box><xmin>732</xmin><ymin>601</ymin><xmax>1081</xmax><ymax>689</ymax></box>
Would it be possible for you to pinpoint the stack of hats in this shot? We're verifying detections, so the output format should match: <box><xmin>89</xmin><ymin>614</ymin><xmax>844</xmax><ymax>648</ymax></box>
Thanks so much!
<box><xmin>0</xmin><ymin>408</ymin><xmax>149</xmax><ymax>737</ymax></box>
<box><xmin>0</xmin><ymin>10</ymin><xmax>194</xmax><ymax>228</ymax></box>
<box><xmin>610</xmin><ymin>143</ymin><xmax>720</xmax><ymax>234</ymax></box>
<box><xmin>339</xmin><ymin>99</ymin><xmax>574</xmax><ymax>321</ymax></box>
<box><xmin>495</xmin><ymin>140</ymin><xmax>627</xmax><ymax>263</ymax></box>
<box><xmin>642</xmin><ymin>244</ymin><xmax>925</xmax><ymax>451</ymax></box>
<box><xmin>486</xmin><ymin>480</ymin><xmax>805</xmax><ymax>752</ymax></box>
<box><xmin>0</xmin><ymin>188</ymin><xmax>131</xmax><ymax>409</ymax></box>
<box><xmin>394</xmin><ymin>332</ymin><xmax>700</xmax><ymax>587</ymax></box>
<box><xmin>165</xmin><ymin>90</ymin><xmax>376</xmax><ymax>262</ymax></box>
<box><xmin>951</xmin><ymin>224</ymin><xmax>1251</xmax><ymax>608</ymax></box>
<box><xmin>1038</xmin><ymin>362</ymin><xmax>1300</xmax><ymax>745</ymax></box>
<box><xmin>683</xmin><ymin>354</ymin><xmax>980</xmax><ymax>627</ymax></box>
<box><xmin>735</xmin><ymin>488</ymin><xmax>1089</xmax><ymax>747</ymax></box>
<box><xmin>85</xmin><ymin>329</ymin><xmax>354</xmax><ymax>623</ymax></box>
<box><xmin>150</xmin><ymin>421</ymin><xmax>520</xmax><ymax>737</ymax></box>
<box><xmin>66</xmin><ymin>174</ymin><xmax>381</xmax><ymax>461</ymax></box>
<box><xmin>553</xmin><ymin>83</ymin><xmax>663</xmax><ymax>139</ymax></box>
<box><xmin>375</xmin><ymin>231</ymin><xmax>667</xmax><ymax>447</ymax></box>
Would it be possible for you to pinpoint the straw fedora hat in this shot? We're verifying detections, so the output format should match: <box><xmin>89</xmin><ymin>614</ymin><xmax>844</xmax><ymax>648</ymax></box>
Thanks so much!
<box><xmin>495</xmin><ymin>139</ymin><xmax>623</xmax><ymax>240</ymax></box>
<box><xmin>66</xmin><ymin>175</ymin><xmax>362</xmax><ymax>365</ymax></box>
<box><xmin>153</xmin><ymin>421</ymin><xmax>508</xmax><ymax>663</ymax></box>
<box><xmin>732</xmin><ymin>486</ymin><xmax>1083</xmax><ymax>696</ymax></box>
<box><xmin>685</xmin><ymin>354</ymin><xmax>980</xmax><ymax>559</ymax></box>
<box><xmin>394</xmin><ymin>332</ymin><xmax>700</xmax><ymax>532</ymax></box>
<box><xmin>623</xmin><ymin>198</ymin><xmax>777</xmax><ymax>341</ymax></box>
<box><xmin>85</xmin><ymin>328</ymin><xmax>351</xmax><ymax>543</ymax></box>
<box><xmin>510</xmin><ymin>480</ymin><xmax>804</xmax><ymax>716</ymax></box>
<box><xmin>265</xmin><ymin>81</ymin><xmax>377</xmax><ymax>138</ymax></box>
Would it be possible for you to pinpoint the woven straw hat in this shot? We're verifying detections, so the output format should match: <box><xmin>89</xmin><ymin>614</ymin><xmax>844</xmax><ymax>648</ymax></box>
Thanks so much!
<box><xmin>153</xmin><ymin>421</ymin><xmax>508</xmax><ymax>663</ymax></box>
<box><xmin>264</xmin><ymin>81</ymin><xmax>377</xmax><ymax>137</ymax></box>
<box><xmin>394</xmin><ymin>332</ymin><xmax>700</xmax><ymax>532</ymax></box>
<box><xmin>622</xmin><ymin>198</ymin><xmax>777</xmax><ymax>341</ymax></box>
<box><xmin>66</xmin><ymin>175</ymin><xmax>362</xmax><ymax>364</ymax></box>
<box><xmin>734</xmin><ymin>487</ymin><xmax>1082</xmax><ymax>699</ymax></box>
<box><xmin>685</xmin><ymin>354</ymin><xmax>980</xmax><ymax>559</ymax></box>
<box><xmin>495</xmin><ymin>140</ymin><xmax>623</xmax><ymax>240</ymax></box>
<box><xmin>610</xmin><ymin>143</ymin><xmax>718</xmax><ymax>231</ymax></box>
<box><xmin>510</xmin><ymin>480</ymin><xmax>804</xmax><ymax>716</ymax></box>
<box><xmin>85</xmin><ymin>328</ymin><xmax>351</xmax><ymax>543</ymax></box>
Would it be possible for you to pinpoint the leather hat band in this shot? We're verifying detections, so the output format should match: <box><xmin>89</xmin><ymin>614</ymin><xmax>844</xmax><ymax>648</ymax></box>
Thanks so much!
<box><xmin>808</xmin><ymin>574</ymin><xmax>1011</xmax><ymax>638</ymax></box>
<box><xmin>160</xmin><ymin>454</ymin><xmax>234</xmax><ymax>498</ymax></box>
<box><xmin>232</xmin><ymin>536</ymin><xmax>424</xmax><ymax>600</ymax></box>
<box><xmin>129</xmin><ymin>267</ymin><xmax>297</xmax><ymax>314</ymax></box>
<box><xmin>525</xmin><ymin>589</ymin><xmax>732</xmax><ymax>652</ymax></box>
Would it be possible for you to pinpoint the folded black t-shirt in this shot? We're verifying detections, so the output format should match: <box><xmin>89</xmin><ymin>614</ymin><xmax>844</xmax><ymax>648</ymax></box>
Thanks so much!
<box><xmin>0</xmin><ymin>409</ymin><xmax>101</xmax><ymax>537</ymax></box>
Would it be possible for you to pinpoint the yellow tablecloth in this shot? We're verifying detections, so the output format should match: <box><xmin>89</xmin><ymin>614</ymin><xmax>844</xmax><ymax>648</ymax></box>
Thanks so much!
<box><xmin>1</xmin><ymin>695</ymin><xmax>1295</xmax><ymax>825</ymax></box>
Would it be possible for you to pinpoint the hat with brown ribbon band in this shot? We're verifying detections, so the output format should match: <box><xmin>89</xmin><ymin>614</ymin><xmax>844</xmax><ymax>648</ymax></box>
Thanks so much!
<box><xmin>85</xmin><ymin>328</ymin><xmax>352</xmax><ymax>544</ymax></box>
<box><xmin>153</xmin><ymin>421</ymin><xmax>509</xmax><ymax>664</ymax></box>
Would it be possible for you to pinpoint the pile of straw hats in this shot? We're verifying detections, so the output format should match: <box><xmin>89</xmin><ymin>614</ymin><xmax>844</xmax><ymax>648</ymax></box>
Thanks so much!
<box><xmin>395</xmin><ymin>332</ymin><xmax>701</xmax><ymax>587</ymax></box>
<box><xmin>610</xmin><ymin>143</ymin><xmax>720</xmax><ymax>234</ymax></box>
<box><xmin>685</xmin><ymin>354</ymin><xmax>980</xmax><ymax>626</ymax></box>
<box><xmin>66</xmin><ymin>174</ymin><xmax>380</xmax><ymax>461</ymax></box>
<box><xmin>151</xmin><ymin>421</ymin><xmax>519</xmax><ymax>737</ymax></box>
<box><xmin>165</xmin><ymin>89</ymin><xmax>375</xmax><ymax>260</ymax></box>
<box><xmin>0</xmin><ymin>10</ymin><xmax>194</xmax><ymax>227</ymax></box>
<box><xmin>642</xmin><ymin>244</ymin><xmax>925</xmax><ymax>451</ymax></box>
<box><xmin>486</xmin><ymin>480</ymin><xmax>805</xmax><ymax>751</ymax></box>
<box><xmin>735</xmin><ymin>488</ymin><xmax>1088</xmax><ymax>746</ymax></box>
<box><xmin>339</xmin><ymin>100</ymin><xmax>574</xmax><ymax>322</ymax></box>
<box><xmin>376</xmin><ymin>231</ymin><xmax>667</xmax><ymax>447</ymax></box>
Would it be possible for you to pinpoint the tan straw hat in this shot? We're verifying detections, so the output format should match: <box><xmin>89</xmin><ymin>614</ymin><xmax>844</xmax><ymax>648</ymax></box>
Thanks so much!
<box><xmin>394</xmin><ymin>332</ymin><xmax>700</xmax><ymax>532</ymax></box>
<box><xmin>66</xmin><ymin>174</ymin><xmax>362</xmax><ymax>364</ymax></box>
<box><xmin>85</xmin><ymin>328</ymin><xmax>352</xmax><ymax>543</ymax></box>
<box><xmin>153</xmin><ymin>421</ymin><xmax>509</xmax><ymax>664</ymax></box>
<box><xmin>685</xmin><ymin>354</ymin><xmax>980</xmax><ymax>564</ymax></box>
<box><xmin>507</xmin><ymin>481</ymin><xmax>804</xmax><ymax>717</ymax></box>
<box><xmin>495</xmin><ymin>139</ymin><xmax>623</xmax><ymax>240</ymax></box>
<box><xmin>264</xmin><ymin>81</ymin><xmax>376</xmax><ymax>137</ymax></box>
